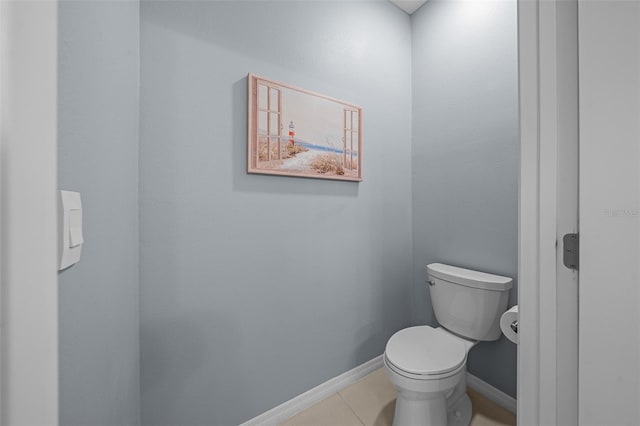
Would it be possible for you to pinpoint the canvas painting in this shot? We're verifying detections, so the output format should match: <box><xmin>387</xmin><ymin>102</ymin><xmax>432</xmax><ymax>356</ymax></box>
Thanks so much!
<box><xmin>247</xmin><ymin>74</ymin><xmax>362</xmax><ymax>181</ymax></box>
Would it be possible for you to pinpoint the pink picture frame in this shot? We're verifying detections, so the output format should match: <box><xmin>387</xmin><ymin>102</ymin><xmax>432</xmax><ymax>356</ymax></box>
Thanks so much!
<box><xmin>247</xmin><ymin>74</ymin><xmax>362</xmax><ymax>182</ymax></box>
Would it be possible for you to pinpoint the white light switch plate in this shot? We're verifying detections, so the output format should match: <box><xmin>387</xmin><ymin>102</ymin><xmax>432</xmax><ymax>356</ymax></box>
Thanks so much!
<box><xmin>59</xmin><ymin>190</ymin><xmax>83</xmax><ymax>270</ymax></box>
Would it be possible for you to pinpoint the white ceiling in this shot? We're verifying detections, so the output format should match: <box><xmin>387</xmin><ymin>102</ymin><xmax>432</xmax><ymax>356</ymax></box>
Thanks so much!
<box><xmin>389</xmin><ymin>0</ymin><xmax>428</xmax><ymax>15</ymax></box>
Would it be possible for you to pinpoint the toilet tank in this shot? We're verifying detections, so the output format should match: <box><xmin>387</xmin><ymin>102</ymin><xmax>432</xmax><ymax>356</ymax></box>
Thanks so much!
<box><xmin>427</xmin><ymin>263</ymin><xmax>512</xmax><ymax>341</ymax></box>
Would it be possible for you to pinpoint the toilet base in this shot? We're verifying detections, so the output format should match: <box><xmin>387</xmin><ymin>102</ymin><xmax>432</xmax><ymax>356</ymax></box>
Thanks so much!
<box><xmin>392</xmin><ymin>391</ymin><xmax>447</xmax><ymax>426</ymax></box>
<box><xmin>447</xmin><ymin>392</ymin><xmax>472</xmax><ymax>426</ymax></box>
<box><xmin>391</xmin><ymin>391</ymin><xmax>472</xmax><ymax>426</ymax></box>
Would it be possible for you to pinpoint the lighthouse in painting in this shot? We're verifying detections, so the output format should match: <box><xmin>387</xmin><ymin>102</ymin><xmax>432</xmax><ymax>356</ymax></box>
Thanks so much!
<box><xmin>288</xmin><ymin>121</ymin><xmax>295</xmax><ymax>145</ymax></box>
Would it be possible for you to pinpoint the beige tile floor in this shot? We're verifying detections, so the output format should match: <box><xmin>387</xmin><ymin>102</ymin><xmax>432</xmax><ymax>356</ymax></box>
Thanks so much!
<box><xmin>280</xmin><ymin>368</ymin><xmax>516</xmax><ymax>426</ymax></box>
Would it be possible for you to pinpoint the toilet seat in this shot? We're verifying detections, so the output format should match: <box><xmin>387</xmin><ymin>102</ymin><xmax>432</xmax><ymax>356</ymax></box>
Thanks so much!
<box><xmin>384</xmin><ymin>326</ymin><xmax>467</xmax><ymax>379</ymax></box>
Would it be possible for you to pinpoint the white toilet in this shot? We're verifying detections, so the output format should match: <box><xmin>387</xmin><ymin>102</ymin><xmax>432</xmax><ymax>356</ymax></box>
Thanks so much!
<box><xmin>384</xmin><ymin>263</ymin><xmax>512</xmax><ymax>426</ymax></box>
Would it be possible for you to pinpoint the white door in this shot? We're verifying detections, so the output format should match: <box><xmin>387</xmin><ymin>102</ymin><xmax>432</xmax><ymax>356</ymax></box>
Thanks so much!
<box><xmin>578</xmin><ymin>1</ymin><xmax>640</xmax><ymax>425</ymax></box>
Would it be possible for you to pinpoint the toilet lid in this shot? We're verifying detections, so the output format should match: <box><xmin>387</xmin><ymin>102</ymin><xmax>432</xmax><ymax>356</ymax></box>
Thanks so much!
<box><xmin>385</xmin><ymin>326</ymin><xmax>467</xmax><ymax>376</ymax></box>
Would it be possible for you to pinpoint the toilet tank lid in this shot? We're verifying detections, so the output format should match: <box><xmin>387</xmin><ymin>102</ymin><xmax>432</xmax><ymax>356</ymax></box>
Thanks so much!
<box><xmin>427</xmin><ymin>263</ymin><xmax>513</xmax><ymax>291</ymax></box>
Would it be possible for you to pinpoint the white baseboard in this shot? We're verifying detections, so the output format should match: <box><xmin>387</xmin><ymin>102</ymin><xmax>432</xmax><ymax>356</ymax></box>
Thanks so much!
<box><xmin>240</xmin><ymin>355</ymin><xmax>517</xmax><ymax>425</ymax></box>
<box><xmin>239</xmin><ymin>355</ymin><xmax>384</xmax><ymax>426</ymax></box>
<box><xmin>466</xmin><ymin>372</ymin><xmax>517</xmax><ymax>414</ymax></box>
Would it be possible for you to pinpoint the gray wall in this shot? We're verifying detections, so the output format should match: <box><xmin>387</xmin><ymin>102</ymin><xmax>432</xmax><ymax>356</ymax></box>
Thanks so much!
<box><xmin>55</xmin><ymin>1</ymin><xmax>519</xmax><ymax>422</ymax></box>
<box><xmin>58</xmin><ymin>1</ymin><xmax>141</xmax><ymax>425</ymax></box>
<box><xmin>410</xmin><ymin>0</ymin><xmax>519</xmax><ymax>397</ymax></box>
<box><xmin>138</xmin><ymin>1</ymin><xmax>413</xmax><ymax>424</ymax></box>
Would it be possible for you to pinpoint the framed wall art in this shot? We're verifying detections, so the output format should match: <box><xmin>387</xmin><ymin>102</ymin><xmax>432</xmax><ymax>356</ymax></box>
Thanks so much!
<box><xmin>247</xmin><ymin>74</ymin><xmax>362</xmax><ymax>181</ymax></box>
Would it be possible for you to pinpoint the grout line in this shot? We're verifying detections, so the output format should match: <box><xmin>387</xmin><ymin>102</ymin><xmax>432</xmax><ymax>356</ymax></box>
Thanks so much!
<box><xmin>336</xmin><ymin>392</ymin><xmax>366</xmax><ymax>426</ymax></box>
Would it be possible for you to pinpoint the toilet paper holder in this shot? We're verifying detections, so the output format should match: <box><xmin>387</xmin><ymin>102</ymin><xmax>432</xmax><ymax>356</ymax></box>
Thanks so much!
<box><xmin>510</xmin><ymin>320</ymin><xmax>518</xmax><ymax>334</ymax></box>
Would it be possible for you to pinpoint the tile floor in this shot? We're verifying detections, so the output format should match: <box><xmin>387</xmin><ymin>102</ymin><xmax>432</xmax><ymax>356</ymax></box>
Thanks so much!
<box><xmin>280</xmin><ymin>368</ymin><xmax>516</xmax><ymax>426</ymax></box>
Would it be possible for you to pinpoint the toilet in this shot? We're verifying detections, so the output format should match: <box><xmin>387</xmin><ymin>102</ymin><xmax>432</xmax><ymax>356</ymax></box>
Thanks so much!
<box><xmin>384</xmin><ymin>263</ymin><xmax>512</xmax><ymax>426</ymax></box>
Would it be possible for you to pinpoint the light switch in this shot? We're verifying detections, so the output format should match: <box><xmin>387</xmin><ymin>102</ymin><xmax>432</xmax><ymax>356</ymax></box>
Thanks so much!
<box><xmin>69</xmin><ymin>209</ymin><xmax>83</xmax><ymax>247</ymax></box>
<box><xmin>59</xmin><ymin>190</ymin><xmax>83</xmax><ymax>270</ymax></box>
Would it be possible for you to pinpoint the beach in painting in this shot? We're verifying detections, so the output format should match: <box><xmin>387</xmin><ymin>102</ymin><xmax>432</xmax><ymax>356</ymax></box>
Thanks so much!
<box><xmin>256</xmin><ymin>138</ymin><xmax>359</xmax><ymax>178</ymax></box>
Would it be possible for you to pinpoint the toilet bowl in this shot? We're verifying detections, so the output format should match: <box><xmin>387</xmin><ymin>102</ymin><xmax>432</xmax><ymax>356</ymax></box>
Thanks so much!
<box><xmin>384</xmin><ymin>326</ymin><xmax>475</xmax><ymax>426</ymax></box>
<box><xmin>384</xmin><ymin>263</ymin><xmax>512</xmax><ymax>426</ymax></box>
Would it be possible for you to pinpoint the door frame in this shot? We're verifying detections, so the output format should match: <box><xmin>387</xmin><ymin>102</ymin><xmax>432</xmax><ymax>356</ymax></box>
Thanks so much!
<box><xmin>0</xmin><ymin>1</ymin><xmax>59</xmax><ymax>424</ymax></box>
<box><xmin>518</xmin><ymin>0</ymin><xmax>579</xmax><ymax>424</ymax></box>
